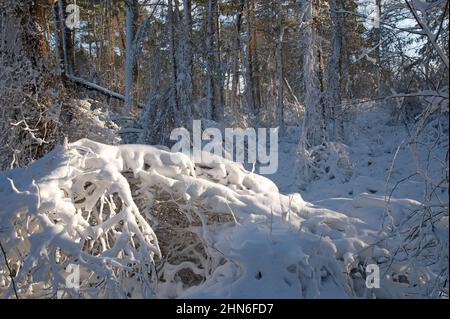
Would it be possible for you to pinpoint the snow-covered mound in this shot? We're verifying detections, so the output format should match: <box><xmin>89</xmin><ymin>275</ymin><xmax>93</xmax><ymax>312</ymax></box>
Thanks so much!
<box><xmin>0</xmin><ymin>139</ymin><xmax>404</xmax><ymax>298</ymax></box>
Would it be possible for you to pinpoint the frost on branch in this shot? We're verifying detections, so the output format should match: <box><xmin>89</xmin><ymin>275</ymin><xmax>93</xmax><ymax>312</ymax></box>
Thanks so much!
<box><xmin>0</xmin><ymin>139</ymin><xmax>400</xmax><ymax>298</ymax></box>
<box><xmin>297</xmin><ymin>141</ymin><xmax>353</xmax><ymax>186</ymax></box>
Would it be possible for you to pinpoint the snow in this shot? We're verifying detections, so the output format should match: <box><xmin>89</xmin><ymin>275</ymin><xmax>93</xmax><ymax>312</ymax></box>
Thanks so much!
<box><xmin>268</xmin><ymin>104</ymin><xmax>448</xmax><ymax>298</ymax></box>
<box><xmin>0</xmin><ymin>139</ymin><xmax>369</xmax><ymax>298</ymax></box>
<box><xmin>0</xmin><ymin>104</ymin><xmax>448</xmax><ymax>299</ymax></box>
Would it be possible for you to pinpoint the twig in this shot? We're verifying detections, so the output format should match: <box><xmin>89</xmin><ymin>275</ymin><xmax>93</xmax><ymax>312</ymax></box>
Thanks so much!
<box><xmin>0</xmin><ymin>240</ymin><xmax>19</xmax><ymax>299</ymax></box>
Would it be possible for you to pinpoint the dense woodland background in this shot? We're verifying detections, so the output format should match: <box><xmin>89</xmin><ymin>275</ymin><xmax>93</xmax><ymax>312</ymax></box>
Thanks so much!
<box><xmin>0</xmin><ymin>0</ymin><xmax>447</xmax><ymax>168</ymax></box>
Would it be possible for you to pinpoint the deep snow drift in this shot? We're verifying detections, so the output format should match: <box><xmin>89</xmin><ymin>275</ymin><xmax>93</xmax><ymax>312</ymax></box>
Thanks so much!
<box><xmin>0</xmin><ymin>108</ymin><xmax>447</xmax><ymax>299</ymax></box>
<box><xmin>270</xmin><ymin>105</ymin><xmax>449</xmax><ymax>298</ymax></box>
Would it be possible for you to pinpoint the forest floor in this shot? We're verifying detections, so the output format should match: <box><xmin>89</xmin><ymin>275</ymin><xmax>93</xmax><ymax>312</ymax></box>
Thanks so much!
<box><xmin>270</xmin><ymin>103</ymin><xmax>446</xmax><ymax>230</ymax></box>
<box><xmin>180</xmin><ymin>103</ymin><xmax>448</xmax><ymax>298</ymax></box>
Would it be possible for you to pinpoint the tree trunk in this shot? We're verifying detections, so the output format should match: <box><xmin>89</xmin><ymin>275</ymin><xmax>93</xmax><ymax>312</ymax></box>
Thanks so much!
<box><xmin>124</xmin><ymin>0</ymin><xmax>137</xmax><ymax>115</ymax></box>
<box><xmin>299</xmin><ymin>0</ymin><xmax>324</xmax><ymax>149</ymax></box>
<box><xmin>375</xmin><ymin>0</ymin><xmax>382</xmax><ymax>97</ymax></box>
<box><xmin>231</xmin><ymin>0</ymin><xmax>245</xmax><ymax>112</ymax></box>
<box><xmin>213</xmin><ymin>0</ymin><xmax>223</xmax><ymax>121</ymax></box>
<box><xmin>59</xmin><ymin>0</ymin><xmax>76</xmax><ymax>75</ymax></box>
<box><xmin>179</xmin><ymin>0</ymin><xmax>193</xmax><ymax>124</ymax></box>
<box><xmin>248</xmin><ymin>0</ymin><xmax>261</xmax><ymax>110</ymax></box>
<box><xmin>167</xmin><ymin>0</ymin><xmax>181</xmax><ymax>126</ymax></box>
<box><xmin>244</xmin><ymin>0</ymin><xmax>255</xmax><ymax>112</ymax></box>
<box><xmin>325</xmin><ymin>0</ymin><xmax>344</xmax><ymax>140</ymax></box>
<box><xmin>275</xmin><ymin>0</ymin><xmax>285</xmax><ymax>134</ymax></box>
<box><xmin>205</xmin><ymin>0</ymin><xmax>215</xmax><ymax>120</ymax></box>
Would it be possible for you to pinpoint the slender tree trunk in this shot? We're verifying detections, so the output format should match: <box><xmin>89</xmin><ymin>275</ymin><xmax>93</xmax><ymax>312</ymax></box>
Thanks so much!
<box><xmin>318</xmin><ymin>46</ymin><xmax>327</xmax><ymax>139</ymax></box>
<box><xmin>325</xmin><ymin>0</ymin><xmax>344</xmax><ymax>140</ymax></box>
<box><xmin>225</xmin><ymin>54</ymin><xmax>231</xmax><ymax>107</ymax></box>
<box><xmin>205</xmin><ymin>0</ymin><xmax>215</xmax><ymax>120</ymax></box>
<box><xmin>213</xmin><ymin>0</ymin><xmax>223</xmax><ymax>121</ymax></box>
<box><xmin>248</xmin><ymin>0</ymin><xmax>261</xmax><ymax>110</ymax></box>
<box><xmin>275</xmin><ymin>0</ymin><xmax>285</xmax><ymax>133</ymax></box>
<box><xmin>180</xmin><ymin>0</ymin><xmax>193</xmax><ymax>123</ymax></box>
<box><xmin>52</xmin><ymin>3</ymin><xmax>62</xmax><ymax>73</ymax></box>
<box><xmin>231</xmin><ymin>0</ymin><xmax>244</xmax><ymax>112</ymax></box>
<box><xmin>244</xmin><ymin>0</ymin><xmax>255</xmax><ymax>112</ymax></box>
<box><xmin>167</xmin><ymin>0</ymin><xmax>181</xmax><ymax>126</ymax></box>
<box><xmin>107</xmin><ymin>10</ymin><xmax>115</xmax><ymax>85</ymax></box>
<box><xmin>341</xmin><ymin>35</ymin><xmax>351</xmax><ymax>99</ymax></box>
<box><xmin>299</xmin><ymin>0</ymin><xmax>324</xmax><ymax>150</ymax></box>
<box><xmin>375</xmin><ymin>0</ymin><xmax>382</xmax><ymax>97</ymax></box>
<box><xmin>124</xmin><ymin>0</ymin><xmax>137</xmax><ymax>115</ymax></box>
<box><xmin>58</xmin><ymin>0</ymin><xmax>71</xmax><ymax>75</ymax></box>
<box><xmin>31</xmin><ymin>1</ymin><xmax>50</xmax><ymax>60</ymax></box>
<box><xmin>63</xmin><ymin>1</ymin><xmax>75</xmax><ymax>73</ymax></box>
<box><xmin>152</xmin><ymin>36</ymin><xmax>162</xmax><ymax>96</ymax></box>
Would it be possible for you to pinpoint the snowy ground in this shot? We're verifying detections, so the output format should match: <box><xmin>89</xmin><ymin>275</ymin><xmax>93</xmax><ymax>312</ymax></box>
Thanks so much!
<box><xmin>268</xmin><ymin>104</ymin><xmax>448</xmax><ymax>298</ymax></box>
<box><xmin>0</xmin><ymin>104</ymin><xmax>447</xmax><ymax>299</ymax></box>
<box><xmin>271</xmin><ymin>105</ymin><xmax>446</xmax><ymax>224</ymax></box>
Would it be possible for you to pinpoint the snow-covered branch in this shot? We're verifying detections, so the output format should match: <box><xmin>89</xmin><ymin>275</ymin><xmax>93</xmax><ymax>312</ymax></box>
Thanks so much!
<box><xmin>405</xmin><ymin>0</ymin><xmax>449</xmax><ymax>70</ymax></box>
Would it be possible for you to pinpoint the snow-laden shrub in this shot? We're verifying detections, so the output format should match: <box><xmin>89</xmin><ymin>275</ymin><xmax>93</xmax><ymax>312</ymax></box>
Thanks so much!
<box><xmin>297</xmin><ymin>141</ymin><xmax>353</xmax><ymax>185</ymax></box>
<box><xmin>0</xmin><ymin>139</ymin><xmax>411</xmax><ymax>298</ymax></box>
<box><xmin>383</xmin><ymin>204</ymin><xmax>448</xmax><ymax>298</ymax></box>
<box><xmin>381</xmin><ymin>93</ymin><xmax>449</xmax><ymax>298</ymax></box>
<box><xmin>138</xmin><ymin>89</ymin><xmax>176</xmax><ymax>146</ymax></box>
